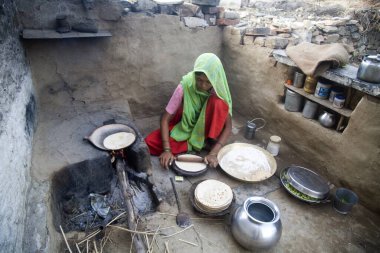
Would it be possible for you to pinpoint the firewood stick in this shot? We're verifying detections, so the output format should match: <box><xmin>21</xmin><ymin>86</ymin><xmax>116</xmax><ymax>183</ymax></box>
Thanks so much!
<box><xmin>145</xmin><ymin>234</ymin><xmax>151</xmax><ymax>253</ymax></box>
<box><xmin>162</xmin><ymin>224</ymin><xmax>194</xmax><ymax>238</ymax></box>
<box><xmin>93</xmin><ymin>241</ymin><xmax>99</xmax><ymax>253</ymax></box>
<box><xmin>75</xmin><ymin>243</ymin><xmax>82</xmax><ymax>253</ymax></box>
<box><xmin>116</xmin><ymin>158</ymin><xmax>146</xmax><ymax>253</ymax></box>
<box><xmin>178</xmin><ymin>239</ymin><xmax>198</xmax><ymax>247</ymax></box>
<box><xmin>145</xmin><ymin>225</ymin><xmax>175</xmax><ymax>233</ymax></box>
<box><xmin>77</xmin><ymin>230</ymin><xmax>101</xmax><ymax>245</ymax></box>
<box><xmin>130</xmin><ymin>216</ymin><xmax>141</xmax><ymax>253</ymax></box>
<box><xmin>108</xmin><ymin>225</ymin><xmax>156</xmax><ymax>235</ymax></box>
<box><xmin>155</xmin><ymin>238</ymin><xmax>161</xmax><ymax>251</ymax></box>
<box><xmin>105</xmin><ymin>211</ymin><xmax>126</xmax><ymax>227</ymax></box>
<box><xmin>165</xmin><ymin>241</ymin><xmax>170</xmax><ymax>253</ymax></box>
<box><xmin>149</xmin><ymin>225</ymin><xmax>161</xmax><ymax>252</ymax></box>
<box><xmin>59</xmin><ymin>225</ymin><xmax>73</xmax><ymax>253</ymax></box>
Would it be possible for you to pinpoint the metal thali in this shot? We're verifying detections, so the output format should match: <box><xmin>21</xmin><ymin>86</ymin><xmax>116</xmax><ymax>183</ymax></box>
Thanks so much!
<box><xmin>217</xmin><ymin>143</ymin><xmax>277</xmax><ymax>182</ymax></box>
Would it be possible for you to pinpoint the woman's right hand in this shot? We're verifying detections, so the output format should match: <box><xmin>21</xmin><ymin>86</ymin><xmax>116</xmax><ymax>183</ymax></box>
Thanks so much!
<box><xmin>159</xmin><ymin>151</ymin><xmax>175</xmax><ymax>170</ymax></box>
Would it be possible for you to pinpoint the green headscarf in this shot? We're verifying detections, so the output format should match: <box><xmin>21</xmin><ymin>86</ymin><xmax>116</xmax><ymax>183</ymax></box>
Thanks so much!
<box><xmin>170</xmin><ymin>53</ymin><xmax>232</xmax><ymax>151</ymax></box>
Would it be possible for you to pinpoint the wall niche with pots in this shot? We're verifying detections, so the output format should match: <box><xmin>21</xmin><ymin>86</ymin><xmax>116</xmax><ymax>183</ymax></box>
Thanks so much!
<box><xmin>272</xmin><ymin>50</ymin><xmax>379</xmax><ymax>133</ymax></box>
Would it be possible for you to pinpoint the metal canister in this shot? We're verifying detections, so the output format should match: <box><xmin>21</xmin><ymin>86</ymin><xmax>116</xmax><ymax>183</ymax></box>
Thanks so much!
<box><xmin>285</xmin><ymin>89</ymin><xmax>303</xmax><ymax>112</ymax></box>
<box><xmin>244</xmin><ymin>121</ymin><xmax>257</xmax><ymax>139</ymax></box>
<box><xmin>293</xmin><ymin>71</ymin><xmax>305</xmax><ymax>88</ymax></box>
<box><xmin>303</xmin><ymin>76</ymin><xmax>318</xmax><ymax>94</ymax></box>
<box><xmin>302</xmin><ymin>100</ymin><xmax>318</xmax><ymax>119</ymax></box>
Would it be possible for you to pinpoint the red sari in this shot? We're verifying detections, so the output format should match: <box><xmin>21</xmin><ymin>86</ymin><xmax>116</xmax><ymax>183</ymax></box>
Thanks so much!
<box><xmin>145</xmin><ymin>95</ymin><xmax>229</xmax><ymax>155</ymax></box>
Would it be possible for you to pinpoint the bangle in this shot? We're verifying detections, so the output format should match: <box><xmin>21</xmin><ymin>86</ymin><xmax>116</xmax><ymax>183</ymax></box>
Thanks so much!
<box><xmin>163</xmin><ymin>147</ymin><xmax>171</xmax><ymax>152</ymax></box>
<box><xmin>208</xmin><ymin>153</ymin><xmax>217</xmax><ymax>156</ymax></box>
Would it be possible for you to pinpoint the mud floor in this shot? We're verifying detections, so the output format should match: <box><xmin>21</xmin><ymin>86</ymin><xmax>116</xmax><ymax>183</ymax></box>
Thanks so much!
<box><xmin>55</xmin><ymin>111</ymin><xmax>380</xmax><ymax>253</ymax></box>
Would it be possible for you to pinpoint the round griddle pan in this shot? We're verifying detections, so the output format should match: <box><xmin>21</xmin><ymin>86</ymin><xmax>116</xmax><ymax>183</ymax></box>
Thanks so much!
<box><xmin>85</xmin><ymin>124</ymin><xmax>137</xmax><ymax>151</ymax></box>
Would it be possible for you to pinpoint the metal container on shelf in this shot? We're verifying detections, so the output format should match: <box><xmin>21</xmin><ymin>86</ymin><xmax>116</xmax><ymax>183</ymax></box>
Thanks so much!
<box><xmin>318</xmin><ymin>110</ymin><xmax>336</xmax><ymax>128</ymax></box>
<box><xmin>303</xmin><ymin>76</ymin><xmax>318</xmax><ymax>94</ymax></box>
<box><xmin>357</xmin><ymin>54</ymin><xmax>380</xmax><ymax>83</ymax></box>
<box><xmin>284</xmin><ymin>89</ymin><xmax>303</xmax><ymax>112</ymax></box>
<box><xmin>302</xmin><ymin>100</ymin><xmax>318</xmax><ymax>119</ymax></box>
<box><xmin>293</xmin><ymin>71</ymin><xmax>305</xmax><ymax>88</ymax></box>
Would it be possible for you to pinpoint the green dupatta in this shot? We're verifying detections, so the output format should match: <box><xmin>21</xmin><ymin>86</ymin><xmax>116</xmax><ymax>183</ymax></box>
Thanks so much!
<box><xmin>170</xmin><ymin>53</ymin><xmax>232</xmax><ymax>151</ymax></box>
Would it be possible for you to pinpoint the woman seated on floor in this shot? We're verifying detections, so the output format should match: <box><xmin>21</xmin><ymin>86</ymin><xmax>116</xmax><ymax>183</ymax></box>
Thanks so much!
<box><xmin>145</xmin><ymin>53</ymin><xmax>232</xmax><ymax>169</ymax></box>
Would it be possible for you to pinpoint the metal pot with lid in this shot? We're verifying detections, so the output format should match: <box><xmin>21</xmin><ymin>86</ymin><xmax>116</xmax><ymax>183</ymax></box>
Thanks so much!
<box><xmin>280</xmin><ymin>166</ymin><xmax>330</xmax><ymax>203</ymax></box>
<box><xmin>357</xmin><ymin>54</ymin><xmax>380</xmax><ymax>83</ymax></box>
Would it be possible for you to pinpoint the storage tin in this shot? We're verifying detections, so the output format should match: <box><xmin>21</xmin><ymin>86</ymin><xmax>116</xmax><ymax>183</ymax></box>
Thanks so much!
<box><xmin>293</xmin><ymin>72</ymin><xmax>305</xmax><ymax>88</ymax></box>
<box><xmin>302</xmin><ymin>100</ymin><xmax>318</xmax><ymax>119</ymax></box>
<box><xmin>284</xmin><ymin>89</ymin><xmax>303</xmax><ymax>112</ymax></box>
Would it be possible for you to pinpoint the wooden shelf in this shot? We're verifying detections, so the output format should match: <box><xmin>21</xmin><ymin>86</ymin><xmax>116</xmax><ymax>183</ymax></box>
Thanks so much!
<box><xmin>284</xmin><ymin>83</ymin><xmax>352</xmax><ymax>118</ymax></box>
<box><xmin>21</xmin><ymin>29</ymin><xmax>112</xmax><ymax>39</ymax></box>
<box><xmin>273</xmin><ymin>49</ymin><xmax>380</xmax><ymax>97</ymax></box>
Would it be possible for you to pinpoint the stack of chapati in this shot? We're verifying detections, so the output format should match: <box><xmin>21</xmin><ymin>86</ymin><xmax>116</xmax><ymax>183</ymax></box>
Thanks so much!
<box><xmin>194</xmin><ymin>179</ymin><xmax>233</xmax><ymax>214</ymax></box>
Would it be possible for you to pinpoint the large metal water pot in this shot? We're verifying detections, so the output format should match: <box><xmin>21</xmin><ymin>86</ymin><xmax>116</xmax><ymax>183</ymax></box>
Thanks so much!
<box><xmin>231</xmin><ymin>197</ymin><xmax>282</xmax><ymax>250</ymax></box>
<box><xmin>357</xmin><ymin>54</ymin><xmax>380</xmax><ymax>83</ymax></box>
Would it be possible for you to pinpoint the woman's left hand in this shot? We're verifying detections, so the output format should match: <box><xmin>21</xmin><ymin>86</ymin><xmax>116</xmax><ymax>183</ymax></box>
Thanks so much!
<box><xmin>204</xmin><ymin>153</ymin><xmax>218</xmax><ymax>168</ymax></box>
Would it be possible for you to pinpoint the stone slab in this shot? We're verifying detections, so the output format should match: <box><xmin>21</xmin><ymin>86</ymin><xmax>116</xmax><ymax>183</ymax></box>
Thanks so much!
<box><xmin>22</xmin><ymin>29</ymin><xmax>112</xmax><ymax>39</ymax></box>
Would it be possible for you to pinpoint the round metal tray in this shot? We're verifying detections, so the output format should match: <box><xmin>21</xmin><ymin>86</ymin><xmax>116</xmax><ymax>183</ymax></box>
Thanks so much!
<box><xmin>216</xmin><ymin>143</ymin><xmax>277</xmax><ymax>182</ymax></box>
<box><xmin>280</xmin><ymin>168</ymin><xmax>330</xmax><ymax>204</ymax></box>
<box><xmin>189</xmin><ymin>180</ymin><xmax>235</xmax><ymax>217</ymax></box>
<box><xmin>286</xmin><ymin>166</ymin><xmax>330</xmax><ymax>199</ymax></box>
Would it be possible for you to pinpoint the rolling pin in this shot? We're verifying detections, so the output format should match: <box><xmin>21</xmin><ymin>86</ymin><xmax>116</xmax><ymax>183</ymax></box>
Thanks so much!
<box><xmin>175</xmin><ymin>156</ymin><xmax>205</xmax><ymax>163</ymax></box>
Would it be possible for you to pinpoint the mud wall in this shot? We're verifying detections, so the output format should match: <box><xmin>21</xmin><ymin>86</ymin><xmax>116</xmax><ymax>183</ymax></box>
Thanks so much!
<box><xmin>222</xmin><ymin>27</ymin><xmax>380</xmax><ymax>213</ymax></box>
<box><xmin>18</xmin><ymin>3</ymin><xmax>221</xmax><ymax>250</ymax></box>
<box><xmin>0</xmin><ymin>1</ymin><xmax>35</xmax><ymax>252</ymax></box>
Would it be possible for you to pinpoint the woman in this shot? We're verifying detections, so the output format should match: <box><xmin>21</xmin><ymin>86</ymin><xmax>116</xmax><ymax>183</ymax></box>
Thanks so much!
<box><xmin>145</xmin><ymin>53</ymin><xmax>232</xmax><ymax>169</ymax></box>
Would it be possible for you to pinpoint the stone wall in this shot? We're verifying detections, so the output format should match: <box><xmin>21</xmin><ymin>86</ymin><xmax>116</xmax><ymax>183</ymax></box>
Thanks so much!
<box><xmin>0</xmin><ymin>1</ymin><xmax>35</xmax><ymax>252</ymax></box>
<box><xmin>222</xmin><ymin>27</ymin><xmax>380</xmax><ymax>214</ymax></box>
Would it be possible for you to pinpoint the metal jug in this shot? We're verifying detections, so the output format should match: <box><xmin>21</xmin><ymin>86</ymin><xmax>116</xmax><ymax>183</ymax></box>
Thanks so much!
<box><xmin>244</xmin><ymin>118</ymin><xmax>266</xmax><ymax>139</ymax></box>
<box><xmin>357</xmin><ymin>54</ymin><xmax>380</xmax><ymax>83</ymax></box>
<box><xmin>318</xmin><ymin>111</ymin><xmax>336</xmax><ymax>128</ymax></box>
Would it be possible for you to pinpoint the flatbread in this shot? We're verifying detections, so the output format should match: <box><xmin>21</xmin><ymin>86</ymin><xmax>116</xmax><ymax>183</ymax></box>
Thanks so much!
<box><xmin>219</xmin><ymin>146</ymin><xmax>272</xmax><ymax>181</ymax></box>
<box><xmin>103</xmin><ymin>132</ymin><xmax>136</xmax><ymax>150</ymax></box>
<box><xmin>175</xmin><ymin>154</ymin><xmax>207</xmax><ymax>173</ymax></box>
<box><xmin>195</xmin><ymin>180</ymin><xmax>233</xmax><ymax>209</ymax></box>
